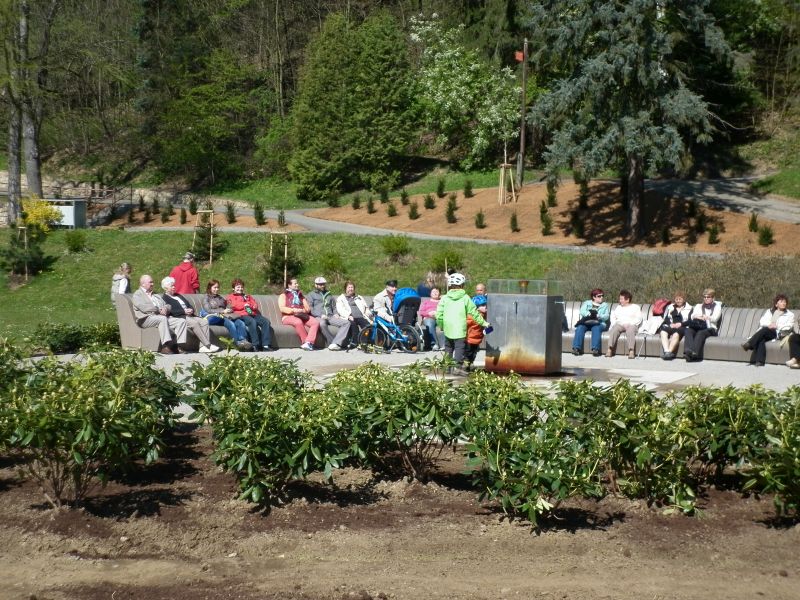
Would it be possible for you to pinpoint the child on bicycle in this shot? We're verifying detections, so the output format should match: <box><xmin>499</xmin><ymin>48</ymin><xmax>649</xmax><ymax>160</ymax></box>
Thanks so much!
<box><xmin>464</xmin><ymin>294</ymin><xmax>488</xmax><ymax>371</ymax></box>
<box><xmin>436</xmin><ymin>273</ymin><xmax>489</xmax><ymax>375</ymax></box>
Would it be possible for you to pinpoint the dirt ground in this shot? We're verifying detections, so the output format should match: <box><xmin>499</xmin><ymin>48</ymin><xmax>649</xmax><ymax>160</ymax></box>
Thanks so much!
<box><xmin>310</xmin><ymin>181</ymin><xmax>799</xmax><ymax>255</ymax></box>
<box><xmin>109</xmin><ymin>211</ymin><xmax>306</xmax><ymax>233</ymax></box>
<box><xmin>1</xmin><ymin>426</ymin><xmax>797</xmax><ymax>600</ymax></box>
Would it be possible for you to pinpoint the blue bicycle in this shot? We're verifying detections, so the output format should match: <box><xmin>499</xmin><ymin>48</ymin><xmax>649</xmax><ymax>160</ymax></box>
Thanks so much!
<box><xmin>357</xmin><ymin>315</ymin><xmax>421</xmax><ymax>353</ymax></box>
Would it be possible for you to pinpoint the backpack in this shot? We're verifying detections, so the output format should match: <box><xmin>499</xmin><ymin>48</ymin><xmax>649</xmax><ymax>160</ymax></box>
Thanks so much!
<box><xmin>652</xmin><ymin>297</ymin><xmax>670</xmax><ymax>316</ymax></box>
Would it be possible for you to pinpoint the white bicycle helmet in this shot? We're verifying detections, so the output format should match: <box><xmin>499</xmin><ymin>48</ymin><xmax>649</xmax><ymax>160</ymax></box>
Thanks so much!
<box><xmin>447</xmin><ymin>272</ymin><xmax>466</xmax><ymax>286</ymax></box>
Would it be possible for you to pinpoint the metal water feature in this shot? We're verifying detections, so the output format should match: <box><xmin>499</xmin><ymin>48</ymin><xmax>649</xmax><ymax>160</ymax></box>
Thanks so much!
<box><xmin>483</xmin><ymin>279</ymin><xmax>564</xmax><ymax>375</ymax></box>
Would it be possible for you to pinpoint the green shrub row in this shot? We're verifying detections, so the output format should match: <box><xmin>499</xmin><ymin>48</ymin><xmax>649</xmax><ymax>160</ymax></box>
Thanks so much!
<box><xmin>188</xmin><ymin>356</ymin><xmax>800</xmax><ymax>525</ymax></box>
<box><xmin>32</xmin><ymin>321</ymin><xmax>120</xmax><ymax>354</ymax></box>
<box><xmin>0</xmin><ymin>343</ymin><xmax>181</xmax><ymax>508</ymax></box>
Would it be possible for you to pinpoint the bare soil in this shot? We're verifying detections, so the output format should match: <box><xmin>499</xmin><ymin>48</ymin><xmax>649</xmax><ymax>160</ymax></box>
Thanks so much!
<box><xmin>311</xmin><ymin>181</ymin><xmax>799</xmax><ymax>255</ymax></box>
<box><xmin>1</xmin><ymin>426</ymin><xmax>797</xmax><ymax>600</ymax></box>
<box><xmin>107</xmin><ymin>211</ymin><xmax>306</xmax><ymax>233</ymax></box>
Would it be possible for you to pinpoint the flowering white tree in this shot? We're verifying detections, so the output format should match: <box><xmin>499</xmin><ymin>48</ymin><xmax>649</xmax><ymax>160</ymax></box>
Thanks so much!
<box><xmin>410</xmin><ymin>15</ymin><xmax>519</xmax><ymax>169</ymax></box>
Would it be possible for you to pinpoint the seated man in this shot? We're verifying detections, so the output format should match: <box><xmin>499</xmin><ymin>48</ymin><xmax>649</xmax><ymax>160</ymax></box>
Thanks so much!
<box><xmin>308</xmin><ymin>276</ymin><xmax>351</xmax><ymax>351</ymax></box>
<box><xmin>373</xmin><ymin>279</ymin><xmax>398</xmax><ymax>323</ymax></box>
<box><xmin>131</xmin><ymin>274</ymin><xmax>186</xmax><ymax>354</ymax></box>
<box><xmin>160</xmin><ymin>276</ymin><xmax>220</xmax><ymax>353</ymax></box>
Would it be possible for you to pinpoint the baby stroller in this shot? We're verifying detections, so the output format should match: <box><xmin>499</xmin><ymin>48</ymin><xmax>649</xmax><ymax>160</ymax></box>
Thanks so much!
<box><xmin>357</xmin><ymin>287</ymin><xmax>421</xmax><ymax>353</ymax></box>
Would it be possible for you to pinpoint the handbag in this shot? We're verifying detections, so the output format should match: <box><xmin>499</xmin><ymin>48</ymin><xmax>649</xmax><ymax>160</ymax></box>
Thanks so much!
<box><xmin>688</xmin><ymin>318</ymin><xmax>707</xmax><ymax>331</ymax></box>
<box><xmin>577</xmin><ymin>317</ymin><xmax>601</xmax><ymax>327</ymax></box>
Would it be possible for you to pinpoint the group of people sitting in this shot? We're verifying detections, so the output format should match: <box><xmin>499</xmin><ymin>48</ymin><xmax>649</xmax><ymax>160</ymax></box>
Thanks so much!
<box><xmin>570</xmin><ymin>288</ymin><xmax>799</xmax><ymax>368</ymax></box>
<box><xmin>112</xmin><ymin>254</ymin><xmax>490</xmax><ymax>361</ymax></box>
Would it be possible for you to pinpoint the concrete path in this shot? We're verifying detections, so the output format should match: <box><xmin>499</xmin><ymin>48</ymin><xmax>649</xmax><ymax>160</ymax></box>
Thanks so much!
<box><xmin>645</xmin><ymin>176</ymin><xmax>800</xmax><ymax>224</ymax></box>
<box><xmin>156</xmin><ymin>346</ymin><xmax>799</xmax><ymax>394</ymax></box>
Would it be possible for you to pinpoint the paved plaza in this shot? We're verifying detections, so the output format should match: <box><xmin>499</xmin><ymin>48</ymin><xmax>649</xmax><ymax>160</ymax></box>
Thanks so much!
<box><xmin>156</xmin><ymin>347</ymin><xmax>798</xmax><ymax>395</ymax></box>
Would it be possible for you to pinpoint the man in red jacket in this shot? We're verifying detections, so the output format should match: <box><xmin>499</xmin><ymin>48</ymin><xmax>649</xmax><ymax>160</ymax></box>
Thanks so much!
<box><xmin>169</xmin><ymin>251</ymin><xmax>200</xmax><ymax>294</ymax></box>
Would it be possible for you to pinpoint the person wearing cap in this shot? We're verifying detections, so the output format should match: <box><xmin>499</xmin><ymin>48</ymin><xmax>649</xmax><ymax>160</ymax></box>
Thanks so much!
<box><xmin>308</xmin><ymin>276</ymin><xmax>351</xmax><ymax>350</ymax></box>
<box><xmin>436</xmin><ymin>273</ymin><xmax>489</xmax><ymax>375</ymax></box>
<box><xmin>169</xmin><ymin>251</ymin><xmax>200</xmax><ymax>294</ymax></box>
<box><xmin>278</xmin><ymin>277</ymin><xmax>320</xmax><ymax>351</ymax></box>
<box><xmin>373</xmin><ymin>280</ymin><xmax>398</xmax><ymax>323</ymax></box>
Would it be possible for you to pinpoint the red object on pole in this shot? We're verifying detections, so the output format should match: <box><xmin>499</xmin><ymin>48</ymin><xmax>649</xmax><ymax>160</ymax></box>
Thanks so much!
<box><xmin>514</xmin><ymin>50</ymin><xmax>524</xmax><ymax>62</ymax></box>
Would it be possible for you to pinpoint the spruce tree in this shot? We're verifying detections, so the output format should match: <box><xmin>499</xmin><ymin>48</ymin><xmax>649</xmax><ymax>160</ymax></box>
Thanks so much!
<box><xmin>528</xmin><ymin>1</ymin><xmax>730</xmax><ymax>238</ymax></box>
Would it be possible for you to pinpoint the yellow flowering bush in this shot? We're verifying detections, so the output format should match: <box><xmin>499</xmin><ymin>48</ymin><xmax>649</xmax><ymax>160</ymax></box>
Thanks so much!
<box><xmin>22</xmin><ymin>197</ymin><xmax>63</xmax><ymax>232</ymax></box>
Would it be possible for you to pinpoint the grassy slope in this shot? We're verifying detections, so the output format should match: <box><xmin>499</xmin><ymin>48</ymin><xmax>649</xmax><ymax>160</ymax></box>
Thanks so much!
<box><xmin>741</xmin><ymin>124</ymin><xmax>800</xmax><ymax>199</ymax></box>
<box><xmin>203</xmin><ymin>168</ymin><xmax>544</xmax><ymax>209</ymax></box>
<box><xmin>0</xmin><ymin>229</ymin><xmax>573</xmax><ymax>340</ymax></box>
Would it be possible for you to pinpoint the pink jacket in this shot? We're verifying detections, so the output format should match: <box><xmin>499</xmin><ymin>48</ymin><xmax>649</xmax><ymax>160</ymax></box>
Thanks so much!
<box><xmin>419</xmin><ymin>298</ymin><xmax>439</xmax><ymax>319</ymax></box>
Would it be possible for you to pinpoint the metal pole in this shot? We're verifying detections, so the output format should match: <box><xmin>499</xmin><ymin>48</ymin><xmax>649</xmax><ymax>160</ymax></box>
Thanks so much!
<box><xmin>283</xmin><ymin>234</ymin><xmax>288</xmax><ymax>288</ymax></box>
<box><xmin>516</xmin><ymin>38</ymin><xmax>528</xmax><ymax>189</ymax></box>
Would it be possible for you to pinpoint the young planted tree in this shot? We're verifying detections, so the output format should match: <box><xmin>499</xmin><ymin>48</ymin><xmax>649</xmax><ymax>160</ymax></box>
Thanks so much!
<box><xmin>528</xmin><ymin>1</ymin><xmax>730</xmax><ymax>239</ymax></box>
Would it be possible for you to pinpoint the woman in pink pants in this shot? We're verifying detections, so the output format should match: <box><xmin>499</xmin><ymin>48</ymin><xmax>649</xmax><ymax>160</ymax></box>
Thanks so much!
<box><xmin>278</xmin><ymin>277</ymin><xmax>320</xmax><ymax>351</ymax></box>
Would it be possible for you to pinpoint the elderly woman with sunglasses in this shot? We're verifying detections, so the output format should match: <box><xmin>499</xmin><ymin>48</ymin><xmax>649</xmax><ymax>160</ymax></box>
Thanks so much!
<box><xmin>571</xmin><ymin>288</ymin><xmax>610</xmax><ymax>356</ymax></box>
<box><xmin>683</xmin><ymin>288</ymin><xmax>723</xmax><ymax>362</ymax></box>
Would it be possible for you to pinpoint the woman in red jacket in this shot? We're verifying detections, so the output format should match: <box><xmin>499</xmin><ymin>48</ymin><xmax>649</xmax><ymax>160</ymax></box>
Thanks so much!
<box><xmin>226</xmin><ymin>278</ymin><xmax>273</xmax><ymax>351</ymax></box>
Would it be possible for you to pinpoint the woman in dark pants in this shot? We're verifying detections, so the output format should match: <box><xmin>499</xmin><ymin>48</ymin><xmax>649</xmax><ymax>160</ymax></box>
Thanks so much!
<box><xmin>785</xmin><ymin>332</ymin><xmax>800</xmax><ymax>369</ymax></box>
<box><xmin>683</xmin><ymin>288</ymin><xmax>722</xmax><ymax>362</ymax></box>
<box><xmin>742</xmin><ymin>294</ymin><xmax>795</xmax><ymax>366</ymax></box>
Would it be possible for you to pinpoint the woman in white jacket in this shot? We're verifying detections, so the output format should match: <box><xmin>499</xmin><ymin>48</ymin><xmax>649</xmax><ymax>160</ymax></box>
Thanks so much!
<box><xmin>742</xmin><ymin>294</ymin><xmax>795</xmax><ymax>366</ymax></box>
<box><xmin>605</xmin><ymin>290</ymin><xmax>642</xmax><ymax>359</ymax></box>
<box><xmin>336</xmin><ymin>280</ymin><xmax>373</xmax><ymax>347</ymax></box>
<box><xmin>683</xmin><ymin>288</ymin><xmax>723</xmax><ymax>362</ymax></box>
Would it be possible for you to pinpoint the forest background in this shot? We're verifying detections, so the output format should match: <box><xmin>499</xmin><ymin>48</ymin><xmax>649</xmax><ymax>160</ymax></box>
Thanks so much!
<box><xmin>0</xmin><ymin>0</ymin><xmax>798</xmax><ymax>236</ymax></box>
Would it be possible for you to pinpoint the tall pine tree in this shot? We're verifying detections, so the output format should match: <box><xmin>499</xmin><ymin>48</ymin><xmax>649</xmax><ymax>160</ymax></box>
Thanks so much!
<box><xmin>528</xmin><ymin>0</ymin><xmax>730</xmax><ymax>238</ymax></box>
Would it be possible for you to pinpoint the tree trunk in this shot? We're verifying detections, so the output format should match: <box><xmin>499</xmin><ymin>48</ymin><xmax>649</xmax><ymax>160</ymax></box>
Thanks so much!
<box><xmin>7</xmin><ymin>105</ymin><xmax>23</xmax><ymax>224</ymax></box>
<box><xmin>626</xmin><ymin>153</ymin><xmax>645</xmax><ymax>239</ymax></box>
<box><xmin>22</xmin><ymin>109</ymin><xmax>43</xmax><ymax>197</ymax></box>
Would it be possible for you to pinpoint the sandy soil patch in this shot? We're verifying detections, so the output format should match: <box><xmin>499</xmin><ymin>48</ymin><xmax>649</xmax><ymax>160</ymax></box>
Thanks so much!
<box><xmin>310</xmin><ymin>181</ymin><xmax>799</xmax><ymax>255</ymax></box>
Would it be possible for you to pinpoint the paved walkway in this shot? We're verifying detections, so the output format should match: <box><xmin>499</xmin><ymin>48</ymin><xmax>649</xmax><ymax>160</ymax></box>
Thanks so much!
<box><xmin>156</xmin><ymin>347</ymin><xmax>799</xmax><ymax>395</ymax></box>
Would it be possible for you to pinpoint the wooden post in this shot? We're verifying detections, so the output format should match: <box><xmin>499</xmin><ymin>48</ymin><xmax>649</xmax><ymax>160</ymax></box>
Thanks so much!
<box><xmin>498</xmin><ymin>163</ymin><xmax>517</xmax><ymax>205</ymax></box>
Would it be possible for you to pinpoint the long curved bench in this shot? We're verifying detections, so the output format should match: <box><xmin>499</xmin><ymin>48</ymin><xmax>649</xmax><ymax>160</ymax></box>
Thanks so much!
<box><xmin>562</xmin><ymin>301</ymin><xmax>791</xmax><ymax>364</ymax></box>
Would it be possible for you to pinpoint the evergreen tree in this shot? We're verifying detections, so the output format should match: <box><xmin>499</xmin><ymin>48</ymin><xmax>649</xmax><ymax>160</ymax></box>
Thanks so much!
<box><xmin>289</xmin><ymin>13</ymin><xmax>414</xmax><ymax>200</ymax></box>
<box><xmin>192</xmin><ymin>213</ymin><xmax>226</xmax><ymax>261</ymax></box>
<box><xmin>528</xmin><ymin>1</ymin><xmax>730</xmax><ymax>238</ymax></box>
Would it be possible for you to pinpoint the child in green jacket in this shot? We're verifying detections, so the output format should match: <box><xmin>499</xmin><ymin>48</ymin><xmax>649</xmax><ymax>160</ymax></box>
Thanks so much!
<box><xmin>436</xmin><ymin>273</ymin><xmax>489</xmax><ymax>375</ymax></box>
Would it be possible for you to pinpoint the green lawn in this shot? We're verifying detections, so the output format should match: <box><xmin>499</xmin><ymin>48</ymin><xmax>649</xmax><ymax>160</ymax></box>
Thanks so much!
<box><xmin>0</xmin><ymin>152</ymin><xmax>7</xmax><ymax>171</ymax></box>
<box><xmin>204</xmin><ymin>168</ymin><xmax>547</xmax><ymax>209</ymax></box>
<box><xmin>0</xmin><ymin>228</ymin><xmax>573</xmax><ymax>341</ymax></box>
<box><xmin>740</xmin><ymin>124</ymin><xmax>800</xmax><ymax>199</ymax></box>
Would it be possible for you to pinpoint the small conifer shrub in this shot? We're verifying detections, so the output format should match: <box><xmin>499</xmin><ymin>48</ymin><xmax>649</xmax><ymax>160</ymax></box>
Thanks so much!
<box><xmin>464</xmin><ymin>179</ymin><xmax>474</xmax><ymax>198</ymax></box>
<box><xmin>138</xmin><ymin>194</ymin><xmax>146</xmax><ymax>212</ymax></box>
<box><xmin>708</xmin><ymin>224</ymin><xmax>720</xmax><ymax>244</ymax></box>
<box><xmin>748</xmin><ymin>212</ymin><xmax>759</xmax><ymax>232</ymax></box>
<box><xmin>152</xmin><ymin>197</ymin><xmax>160</xmax><ymax>214</ymax></box>
<box><xmin>278</xmin><ymin>210</ymin><xmax>286</xmax><ymax>227</ymax></box>
<box><xmin>160</xmin><ymin>209</ymin><xmax>169</xmax><ymax>223</ymax></box>
<box><xmin>188</xmin><ymin>196</ymin><xmax>198</xmax><ymax>215</ymax></box>
<box><xmin>695</xmin><ymin>210</ymin><xmax>707</xmax><ymax>233</ymax></box>
<box><xmin>387</xmin><ymin>202</ymin><xmax>398</xmax><ymax>217</ymax></box>
<box><xmin>143</xmin><ymin>208</ymin><xmax>152</xmax><ymax>223</ymax></box>
<box><xmin>367</xmin><ymin>197</ymin><xmax>376</xmax><ymax>214</ymax></box>
<box><xmin>436</xmin><ymin>177</ymin><xmax>446</xmax><ymax>198</ymax></box>
<box><xmin>253</xmin><ymin>201</ymin><xmax>265</xmax><ymax>225</ymax></box>
<box><xmin>757</xmin><ymin>225</ymin><xmax>774</xmax><ymax>246</ymax></box>
<box><xmin>379</xmin><ymin>187</ymin><xmax>389</xmax><ymax>203</ymax></box>
<box><xmin>446</xmin><ymin>202</ymin><xmax>457</xmax><ymax>224</ymax></box>
<box><xmin>127</xmin><ymin>208</ymin><xmax>135</xmax><ymax>223</ymax></box>
<box><xmin>510</xmin><ymin>211</ymin><xmax>520</xmax><ymax>232</ymax></box>
<box><xmin>660</xmin><ymin>225</ymin><xmax>670</xmax><ymax>245</ymax></box>
<box><xmin>546</xmin><ymin>180</ymin><xmax>557</xmax><ymax>207</ymax></box>
<box><xmin>351</xmin><ymin>194</ymin><xmax>361</xmax><ymax>210</ymax></box>
<box><xmin>475</xmin><ymin>209</ymin><xmax>486</xmax><ymax>229</ymax></box>
<box><xmin>400</xmin><ymin>189</ymin><xmax>410</xmax><ymax>205</ymax></box>
<box><xmin>180</xmin><ymin>207</ymin><xmax>187</xmax><ymax>224</ymax></box>
<box><xmin>408</xmin><ymin>201</ymin><xmax>420</xmax><ymax>220</ymax></box>
<box><xmin>226</xmin><ymin>202</ymin><xmax>236</xmax><ymax>224</ymax></box>
<box><xmin>424</xmin><ymin>194</ymin><xmax>436</xmax><ymax>209</ymax></box>
<box><xmin>541</xmin><ymin>212</ymin><xmax>553</xmax><ymax>235</ymax></box>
